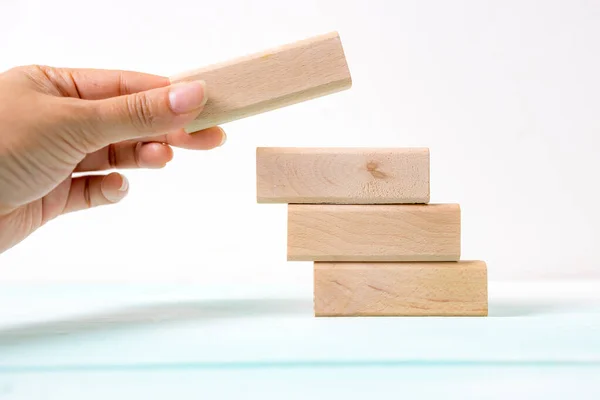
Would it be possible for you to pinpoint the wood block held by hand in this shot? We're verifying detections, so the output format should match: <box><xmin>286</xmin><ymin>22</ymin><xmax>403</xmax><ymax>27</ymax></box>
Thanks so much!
<box><xmin>256</xmin><ymin>147</ymin><xmax>430</xmax><ymax>204</ymax></box>
<box><xmin>314</xmin><ymin>261</ymin><xmax>488</xmax><ymax>316</ymax></box>
<box><xmin>287</xmin><ymin>204</ymin><xmax>460</xmax><ymax>262</ymax></box>
<box><xmin>169</xmin><ymin>31</ymin><xmax>352</xmax><ymax>133</ymax></box>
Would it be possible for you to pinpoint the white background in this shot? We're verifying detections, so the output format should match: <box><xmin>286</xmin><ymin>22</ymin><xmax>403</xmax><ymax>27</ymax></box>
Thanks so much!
<box><xmin>1</xmin><ymin>0</ymin><xmax>599</xmax><ymax>283</ymax></box>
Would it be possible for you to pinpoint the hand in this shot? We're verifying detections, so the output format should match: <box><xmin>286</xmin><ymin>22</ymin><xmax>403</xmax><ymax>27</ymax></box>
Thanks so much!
<box><xmin>0</xmin><ymin>65</ymin><xmax>226</xmax><ymax>254</ymax></box>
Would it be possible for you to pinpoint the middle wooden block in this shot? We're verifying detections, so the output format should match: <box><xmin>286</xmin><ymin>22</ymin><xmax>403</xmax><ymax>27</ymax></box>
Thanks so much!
<box><xmin>287</xmin><ymin>204</ymin><xmax>461</xmax><ymax>262</ymax></box>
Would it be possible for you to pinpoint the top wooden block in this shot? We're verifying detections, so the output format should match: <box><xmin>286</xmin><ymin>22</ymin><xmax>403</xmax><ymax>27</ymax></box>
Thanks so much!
<box><xmin>169</xmin><ymin>31</ymin><xmax>352</xmax><ymax>133</ymax></box>
<box><xmin>256</xmin><ymin>147</ymin><xmax>430</xmax><ymax>204</ymax></box>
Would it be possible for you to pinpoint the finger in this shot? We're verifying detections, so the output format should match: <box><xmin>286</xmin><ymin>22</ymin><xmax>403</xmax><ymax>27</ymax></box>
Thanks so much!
<box><xmin>74</xmin><ymin>126</ymin><xmax>224</xmax><ymax>172</ymax></box>
<box><xmin>140</xmin><ymin>126</ymin><xmax>227</xmax><ymax>150</ymax></box>
<box><xmin>32</xmin><ymin>66</ymin><xmax>170</xmax><ymax>99</ymax></box>
<box><xmin>62</xmin><ymin>172</ymin><xmax>129</xmax><ymax>215</ymax></box>
<box><xmin>82</xmin><ymin>80</ymin><xmax>208</xmax><ymax>146</ymax></box>
<box><xmin>74</xmin><ymin>142</ymin><xmax>174</xmax><ymax>172</ymax></box>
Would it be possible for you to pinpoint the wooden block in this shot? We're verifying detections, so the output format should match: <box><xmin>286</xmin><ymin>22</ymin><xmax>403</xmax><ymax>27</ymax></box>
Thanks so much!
<box><xmin>169</xmin><ymin>31</ymin><xmax>352</xmax><ymax>133</ymax></box>
<box><xmin>314</xmin><ymin>261</ymin><xmax>488</xmax><ymax>316</ymax></box>
<box><xmin>256</xmin><ymin>147</ymin><xmax>430</xmax><ymax>204</ymax></box>
<box><xmin>287</xmin><ymin>204</ymin><xmax>460</xmax><ymax>262</ymax></box>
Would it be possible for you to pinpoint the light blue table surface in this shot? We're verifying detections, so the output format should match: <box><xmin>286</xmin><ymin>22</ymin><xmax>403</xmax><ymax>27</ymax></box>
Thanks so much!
<box><xmin>0</xmin><ymin>281</ymin><xmax>599</xmax><ymax>399</ymax></box>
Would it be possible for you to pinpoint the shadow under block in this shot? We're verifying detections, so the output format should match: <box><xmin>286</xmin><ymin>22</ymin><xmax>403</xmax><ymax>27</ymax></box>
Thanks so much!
<box><xmin>314</xmin><ymin>261</ymin><xmax>488</xmax><ymax>316</ymax></box>
<box><xmin>287</xmin><ymin>204</ymin><xmax>460</xmax><ymax>262</ymax></box>
<box><xmin>256</xmin><ymin>147</ymin><xmax>430</xmax><ymax>204</ymax></box>
<box><xmin>169</xmin><ymin>31</ymin><xmax>352</xmax><ymax>133</ymax></box>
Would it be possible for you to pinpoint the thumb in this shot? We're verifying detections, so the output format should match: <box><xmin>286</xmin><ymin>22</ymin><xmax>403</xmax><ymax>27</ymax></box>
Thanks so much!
<box><xmin>84</xmin><ymin>80</ymin><xmax>207</xmax><ymax>145</ymax></box>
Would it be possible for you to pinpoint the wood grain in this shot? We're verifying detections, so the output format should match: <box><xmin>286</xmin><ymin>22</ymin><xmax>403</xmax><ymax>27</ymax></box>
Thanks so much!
<box><xmin>314</xmin><ymin>261</ymin><xmax>488</xmax><ymax>316</ymax></box>
<box><xmin>169</xmin><ymin>31</ymin><xmax>352</xmax><ymax>133</ymax></box>
<box><xmin>287</xmin><ymin>204</ymin><xmax>460</xmax><ymax>262</ymax></box>
<box><xmin>256</xmin><ymin>147</ymin><xmax>430</xmax><ymax>204</ymax></box>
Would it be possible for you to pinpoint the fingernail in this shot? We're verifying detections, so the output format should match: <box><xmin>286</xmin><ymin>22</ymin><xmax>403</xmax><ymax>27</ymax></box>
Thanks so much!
<box><xmin>104</xmin><ymin>175</ymin><xmax>129</xmax><ymax>203</ymax></box>
<box><xmin>219</xmin><ymin>128</ymin><xmax>227</xmax><ymax>146</ymax></box>
<box><xmin>168</xmin><ymin>80</ymin><xmax>207</xmax><ymax>114</ymax></box>
<box><xmin>119</xmin><ymin>175</ymin><xmax>129</xmax><ymax>192</ymax></box>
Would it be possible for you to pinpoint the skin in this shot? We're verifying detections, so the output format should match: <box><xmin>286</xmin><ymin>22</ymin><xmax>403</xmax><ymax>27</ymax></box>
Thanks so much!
<box><xmin>0</xmin><ymin>65</ymin><xmax>226</xmax><ymax>254</ymax></box>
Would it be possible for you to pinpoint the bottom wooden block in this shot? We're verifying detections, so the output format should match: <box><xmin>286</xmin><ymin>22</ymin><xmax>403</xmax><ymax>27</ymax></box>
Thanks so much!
<box><xmin>314</xmin><ymin>261</ymin><xmax>488</xmax><ymax>317</ymax></box>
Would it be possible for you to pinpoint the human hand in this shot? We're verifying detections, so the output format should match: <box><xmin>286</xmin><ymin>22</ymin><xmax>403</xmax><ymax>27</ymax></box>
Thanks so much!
<box><xmin>0</xmin><ymin>65</ymin><xmax>226</xmax><ymax>254</ymax></box>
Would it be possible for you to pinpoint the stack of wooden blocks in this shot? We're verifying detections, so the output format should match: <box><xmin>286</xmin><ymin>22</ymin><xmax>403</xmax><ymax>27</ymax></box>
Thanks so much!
<box><xmin>170</xmin><ymin>30</ymin><xmax>488</xmax><ymax>317</ymax></box>
<box><xmin>257</xmin><ymin>148</ymin><xmax>488</xmax><ymax>317</ymax></box>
